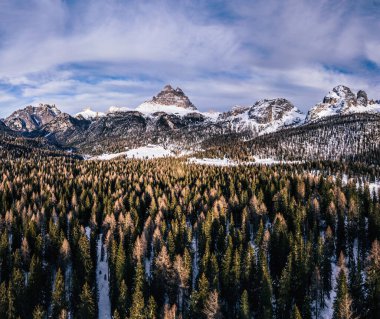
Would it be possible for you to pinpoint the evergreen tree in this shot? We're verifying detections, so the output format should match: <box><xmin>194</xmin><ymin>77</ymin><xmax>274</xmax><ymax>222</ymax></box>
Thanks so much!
<box><xmin>239</xmin><ymin>290</ymin><xmax>250</xmax><ymax>319</ymax></box>
<box><xmin>32</xmin><ymin>305</ymin><xmax>45</xmax><ymax>319</ymax></box>
<box><xmin>78</xmin><ymin>282</ymin><xmax>95</xmax><ymax>319</ymax></box>
<box><xmin>291</xmin><ymin>305</ymin><xmax>303</xmax><ymax>319</ymax></box>
<box><xmin>130</xmin><ymin>261</ymin><xmax>145</xmax><ymax>319</ymax></box>
<box><xmin>365</xmin><ymin>240</ymin><xmax>380</xmax><ymax>318</ymax></box>
<box><xmin>52</xmin><ymin>268</ymin><xmax>66</xmax><ymax>318</ymax></box>
<box><xmin>333</xmin><ymin>264</ymin><xmax>354</xmax><ymax>319</ymax></box>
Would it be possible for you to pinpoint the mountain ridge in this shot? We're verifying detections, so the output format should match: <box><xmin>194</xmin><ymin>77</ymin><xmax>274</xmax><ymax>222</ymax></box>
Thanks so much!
<box><xmin>2</xmin><ymin>84</ymin><xmax>380</xmax><ymax>159</ymax></box>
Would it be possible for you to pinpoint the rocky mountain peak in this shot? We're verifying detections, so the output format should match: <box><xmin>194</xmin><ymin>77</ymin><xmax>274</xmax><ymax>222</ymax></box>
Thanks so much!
<box><xmin>4</xmin><ymin>103</ymin><xmax>62</xmax><ymax>132</ymax></box>
<box><xmin>248</xmin><ymin>98</ymin><xmax>300</xmax><ymax>124</ymax></box>
<box><xmin>357</xmin><ymin>90</ymin><xmax>368</xmax><ymax>107</ymax></box>
<box><xmin>150</xmin><ymin>85</ymin><xmax>197</xmax><ymax>110</ymax></box>
<box><xmin>323</xmin><ymin>85</ymin><xmax>356</xmax><ymax>105</ymax></box>
<box><xmin>306</xmin><ymin>85</ymin><xmax>380</xmax><ymax>122</ymax></box>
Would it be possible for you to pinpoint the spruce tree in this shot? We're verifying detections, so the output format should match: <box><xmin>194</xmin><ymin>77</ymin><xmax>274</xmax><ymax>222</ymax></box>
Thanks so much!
<box><xmin>130</xmin><ymin>261</ymin><xmax>145</xmax><ymax>319</ymax></box>
<box><xmin>52</xmin><ymin>268</ymin><xmax>66</xmax><ymax>318</ymax></box>
<box><xmin>78</xmin><ymin>282</ymin><xmax>95</xmax><ymax>319</ymax></box>
<box><xmin>239</xmin><ymin>290</ymin><xmax>250</xmax><ymax>319</ymax></box>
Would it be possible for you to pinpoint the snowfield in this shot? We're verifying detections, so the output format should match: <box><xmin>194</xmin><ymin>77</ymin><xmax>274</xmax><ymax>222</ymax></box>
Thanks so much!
<box><xmin>188</xmin><ymin>156</ymin><xmax>301</xmax><ymax>166</ymax></box>
<box><xmin>75</xmin><ymin>108</ymin><xmax>105</xmax><ymax>120</ymax></box>
<box><xmin>88</xmin><ymin>145</ymin><xmax>175</xmax><ymax>160</ymax></box>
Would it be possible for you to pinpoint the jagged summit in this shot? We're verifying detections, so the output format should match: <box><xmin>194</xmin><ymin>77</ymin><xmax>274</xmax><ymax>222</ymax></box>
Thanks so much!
<box><xmin>306</xmin><ymin>85</ymin><xmax>380</xmax><ymax>122</ymax></box>
<box><xmin>248</xmin><ymin>98</ymin><xmax>303</xmax><ymax>124</ymax></box>
<box><xmin>218</xmin><ymin>98</ymin><xmax>305</xmax><ymax>135</ymax></box>
<box><xmin>138</xmin><ymin>85</ymin><xmax>197</xmax><ymax>112</ymax></box>
<box><xmin>5</xmin><ymin>103</ymin><xmax>61</xmax><ymax>132</ymax></box>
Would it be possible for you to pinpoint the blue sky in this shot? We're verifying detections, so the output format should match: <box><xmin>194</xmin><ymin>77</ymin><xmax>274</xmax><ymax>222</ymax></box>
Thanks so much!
<box><xmin>0</xmin><ymin>0</ymin><xmax>380</xmax><ymax>117</ymax></box>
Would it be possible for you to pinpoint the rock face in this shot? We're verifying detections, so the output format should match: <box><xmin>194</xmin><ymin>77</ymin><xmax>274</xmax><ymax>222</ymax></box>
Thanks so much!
<box><xmin>5</xmin><ymin>104</ymin><xmax>61</xmax><ymax>132</ymax></box>
<box><xmin>248</xmin><ymin>98</ymin><xmax>302</xmax><ymax>124</ymax></box>
<box><xmin>2</xmin><ymin>83</ymin><xmax>379</xmax><ymax>155</ymax></box>
<box><xmin>149</xmin><ymin>85</ymin><xmax>197</xmax><ymax>110</ymax></box>
<box><xmin>218</xmin><ymin>98</ymin><xmax>305</xmax><ymax>135</ymax></box>
<box><xmin>306</xmin><ymin>86</ymin><xmax>380</xmax><ymax>122</ymax></box>
<box><xmin>357</xmin><ymin>90</ymin><xmax>368</xmax><ymax>107</ymax></box>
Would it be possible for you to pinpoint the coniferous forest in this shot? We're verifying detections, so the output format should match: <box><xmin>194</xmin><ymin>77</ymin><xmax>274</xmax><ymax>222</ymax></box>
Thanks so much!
<box><xmin>0</xmin><ymin>152</ymin><xmax>379</xmax><ymax>319</ymax></box>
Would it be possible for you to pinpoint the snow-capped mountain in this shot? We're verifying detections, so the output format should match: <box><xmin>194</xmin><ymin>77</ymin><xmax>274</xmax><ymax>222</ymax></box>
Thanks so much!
<box><xmin>4</xmin><ymin>104</ymin><xmax>61</xmax><ymax>132</ymax></box>
<box><xmin>306</xmin><ymin>85</ymin><xmax>380</xmax><ymax>122</ymax></box>
<box><xmin>218</xmin><ymin>98</ymin><xmax>305</xmax><ymax>134</ymax></box>
<box><xmin>135</xmin><ymin>84</ymin><xmax>198</xmax><ymax>115</ymax></box>
<box><xmin>75</xmin><ymin>108</ymin><xmax>105</xmax><ymax>121</ymax></box>
<box><xmin>2</xmin><ymin>84</ymin><xmax>379</xmax><ymax>159</ymax></box>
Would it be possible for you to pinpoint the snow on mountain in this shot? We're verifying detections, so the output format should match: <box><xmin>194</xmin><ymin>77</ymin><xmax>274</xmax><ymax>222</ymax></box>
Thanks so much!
<box><xmin>306</xmin><ymin>85</ymin><xmax>380</xmax><ymax>122</ymax></box>
<box><xmin>219</xmin><ymin>98</ymin><xmax>305</xmax><ymax>135</ymax></box>
<box><xmin>4</xmin><ymin>103</ymin><xmax>62</xmax><ymax>131</ymax></box>
<box><xmin>107</xmin><ymin>106</ymin><xmax>134</xmax><ymax>113</ymax></box>
<box><xmin>136</xmin><ymin>101</ymin><xmax>198</xmax><ymax>116</ymax></box>
<box><xmin>75</xmin><ymin>108</ymin><xmax>105</xmax><ymax>120</ymax></box>
<box><xmin>135</xmin><ymin>84</ymin><xmax>198</xmax><ymax>116</ymax></box>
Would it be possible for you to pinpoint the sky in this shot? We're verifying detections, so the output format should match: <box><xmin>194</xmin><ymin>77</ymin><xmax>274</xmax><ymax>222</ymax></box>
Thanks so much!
<box><xmin>0</xmin><ymin>0</ymin><xmax>380</xmax><ymax>117</ymax></box>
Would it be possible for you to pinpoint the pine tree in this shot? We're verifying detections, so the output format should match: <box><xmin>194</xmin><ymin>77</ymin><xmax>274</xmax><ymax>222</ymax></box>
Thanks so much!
<box><xmin>202</xmin><ymin>290</ymin><xmax>222</xmax><ymax>319</ymax></box>
<box><xmin>0</xmin><ymin>282</ymin><xmax>7</xmax><ymax>318</ymax></box>
<box><xmin>365</xmin><ymin>240</ymin><xmax>380</xmax><ymax>318</ymax></box>
<box><xmin>78</xmin><ymin>282</ymin><xmax>95</xmax><ymax>319</ymax></box>
<box><xmin>291</xmin><ymin>305</ymin><xmax>302</xmax><ymax>319</ymax></box>
<box><xmin>146</xmin><ymin>296</ymin><xmax>157</xmax><ymax>319</ymax></box>
<box><xmin>130</xmin><ymin>261</ymin><xmax>145</xmax><ymax>319</ymax></box>
<box><xmin>52</xmin><ymin>268</ymin><xmax>66</xmax><ymax>318</ymax></box>
<box><xmin>190</xmin><ymin>273</ymin><xmax>209</xmax><ymax>317</ymax></box>
<box><xmin>333</xmin><ymin>265</ymin><xmax>354</xmax><ymax>319</ymax></box>
<box><xmin>239</xmin><ymin>290</ymin><xmax>250</xmax><ymax>319</ymax></box>
<box><xmin>117</xmin><ymin>280</ymin><xmax>128</xmax><ymax>318</ymax></box>
<box><xmin>32</xmin><ymin>305</ymin><xmax>45</xmax><ymax>319</ymax></box>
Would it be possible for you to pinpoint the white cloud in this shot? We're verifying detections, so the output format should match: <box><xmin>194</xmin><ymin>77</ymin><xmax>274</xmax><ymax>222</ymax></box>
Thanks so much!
<box><xmin>0</xmin><ymin>0</ymin><xmax>379</xmax><ymax>117</ymax></box>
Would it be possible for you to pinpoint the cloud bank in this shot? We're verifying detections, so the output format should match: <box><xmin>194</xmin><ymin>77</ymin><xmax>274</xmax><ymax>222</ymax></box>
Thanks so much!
<box><xmin>0</xmin><ymin>0</ymin><xmax>379</xmax><ymax>117</ymax></box>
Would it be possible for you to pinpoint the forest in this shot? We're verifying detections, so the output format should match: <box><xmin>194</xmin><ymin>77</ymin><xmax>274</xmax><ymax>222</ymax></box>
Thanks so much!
<box><xmin>0</xmin><ymin>153</ymin><xmax>379</xmax><ymax>319</ymax></box>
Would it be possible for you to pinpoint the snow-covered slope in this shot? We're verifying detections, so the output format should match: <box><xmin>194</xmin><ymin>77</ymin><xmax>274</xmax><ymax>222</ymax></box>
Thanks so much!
<box><xmin>135</xmin><ymin>84</ymin><xmax>198</xmax><ymax>116</ymax></box>
<box><xmin>306</xmin><ymin>85</ymin><xmax>380</xmax><ymax>122</ymax></box>
<box><xmin>218</xmin><ymin>99</ymin><xmax>305</xmax><ymax>135</ymax></box>
<box><xmin>75</xmin><ymin>108</ymin><xmax>105</xmax><ymax>120</ymax></box>
<box><xmin>136</xmin><ymin>102</ymin><xmax>196</xmax><ymax>115</ymax></box>
<box><xmin>107</xmin><ymin>106</ymin><xmax>134</xmax><ymax>113</ymax></box>
<box><xmin>89</xmin><ymin>144</ymin><xmax>175</xmax><ymax>160</ymax></box>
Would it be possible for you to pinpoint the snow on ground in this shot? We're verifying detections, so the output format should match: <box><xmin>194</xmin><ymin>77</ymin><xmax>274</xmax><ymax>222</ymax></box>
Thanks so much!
<box><xmin>320</xmin><ymin>262</ymin><xmax>339</xmax><ymax>319</ymax></box>
<box><xmin>97</xmin><ymin>234</ymin><xmax>111</xmax><ymax>319</ymax></box>
<box><xmin>85</xmin><ymin>226</ymin><xmax>91</xmax><ymax>240</ymax></box>
<box><xmin>188</xmin><ymin>157</ymin><xmax>238</xmax><ymax>166</ymax></box>
<box><xmin>188</xmin><ymin>156</ymin><xmax>301</xmax><ymax>166</ymax></box>
<box><xmin>89</xmin><ymin>144</ymin><xmax>176</xmax><ymax>160</ymax></box>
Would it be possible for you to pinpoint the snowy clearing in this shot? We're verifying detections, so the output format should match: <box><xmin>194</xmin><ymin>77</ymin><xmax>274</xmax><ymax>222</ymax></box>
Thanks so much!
<box><xmin>88</xmin><ymin>144</ymin><xmax>176</xmax><ymax>160</ymax></box>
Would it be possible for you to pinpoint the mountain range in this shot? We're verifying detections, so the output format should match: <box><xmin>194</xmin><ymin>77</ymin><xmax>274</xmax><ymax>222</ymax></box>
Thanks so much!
<box><xmin>1</xmin><ymin>84</ymin><xmax>379</xmax><ymax>160</ymax></box>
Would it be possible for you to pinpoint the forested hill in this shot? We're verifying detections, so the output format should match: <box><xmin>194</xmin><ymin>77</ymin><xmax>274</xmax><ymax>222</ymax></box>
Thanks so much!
<box><xmin>197</xmin><ymin>113</ymin><xmax>380</xmax><ymax>164</ymax></box>
<box><xmin>0</xmin><ymin>155</ymin><xmax>379</xmax><ymax>318</ymax></box>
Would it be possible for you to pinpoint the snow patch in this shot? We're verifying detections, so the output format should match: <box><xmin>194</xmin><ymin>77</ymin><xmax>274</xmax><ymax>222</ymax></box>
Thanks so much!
<box><xmin>136</xmin><ymin>102</ymin><xmax>197</xmax><ymax>116</ymax></box>
<box><xmin>107</xmin><ymin>106</ymin><xmax>134</xmax><ymax>113</ymax></box>
<box><xmin>188</xmin><ymin>156</ymin><xmax>301</xmax><ymax>166</ymax></box>
<box><xmin>75</xmin><ymin>108</ymin><xmax>105</xmax><ymax>120</ymax></box>
<box><xmin>88</xmin><ymin>144</ymin><xmax>176</xmax><ymax>160</ymax></box>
